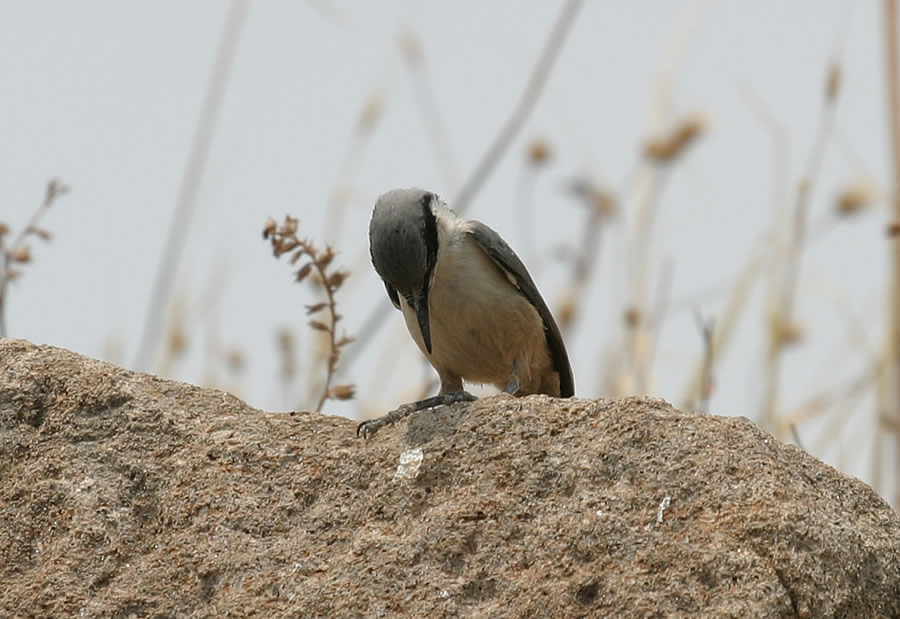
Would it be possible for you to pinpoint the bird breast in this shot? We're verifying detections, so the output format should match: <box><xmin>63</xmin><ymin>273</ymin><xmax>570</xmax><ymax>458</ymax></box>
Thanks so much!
<box><xmin>398</xmin><ymin>225</ymin><xmax>551</xmax><ymax>391</ymax></box>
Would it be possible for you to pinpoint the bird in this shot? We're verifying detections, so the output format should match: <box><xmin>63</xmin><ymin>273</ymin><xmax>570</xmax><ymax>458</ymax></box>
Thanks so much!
<box><xmin>357</xmin><ymin>187</ymin><xmax>574</xmax><ymax>438</ymax></box>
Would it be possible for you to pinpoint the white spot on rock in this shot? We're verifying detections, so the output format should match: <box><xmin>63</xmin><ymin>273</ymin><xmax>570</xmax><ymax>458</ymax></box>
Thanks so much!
<box><xmin>655</xmin><ymin>495</ymin><xmax>671</xmax><ymax>524</ymax></box>
<box><xmin>393</xmin><ymin>448</ymin><xmax>424</xmax><ymax>481</ymax></box>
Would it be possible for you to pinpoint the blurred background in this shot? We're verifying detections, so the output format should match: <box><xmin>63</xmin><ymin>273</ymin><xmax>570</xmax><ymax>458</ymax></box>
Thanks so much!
<box><xmin>2</xmin><ymin>0</ymin><xmax>898</xmax><ymax>508</ymax></box>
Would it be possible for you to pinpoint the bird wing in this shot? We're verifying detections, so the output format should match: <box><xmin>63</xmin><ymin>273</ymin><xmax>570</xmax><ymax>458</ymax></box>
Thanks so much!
<box><xmin>383</xmin><ymin>281</ymin><xmax>401</xmax><ymax>310</ymax></box>
<box><xmin>467</xmin><ymin>221</ymin><xmax>574</xmax><ymax>397</ymax></box>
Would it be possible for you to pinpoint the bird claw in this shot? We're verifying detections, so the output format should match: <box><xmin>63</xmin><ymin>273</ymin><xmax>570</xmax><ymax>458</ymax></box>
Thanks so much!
<box><xmin>356</xmin><ymin>418</ymin><xmax>382</xmax><ymax>439</ymax></box>
<box><xmin>356</xmin><ymin>390</ymin><xmax>476</xmax><ymax>439</ymax></box>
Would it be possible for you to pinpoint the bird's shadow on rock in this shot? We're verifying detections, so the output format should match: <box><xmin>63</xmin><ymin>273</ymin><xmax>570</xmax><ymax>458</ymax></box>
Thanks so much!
<box><xmin>404</xmin><ymin>401</ymin><xmax>471</xmax><ymax>446</ymax></box>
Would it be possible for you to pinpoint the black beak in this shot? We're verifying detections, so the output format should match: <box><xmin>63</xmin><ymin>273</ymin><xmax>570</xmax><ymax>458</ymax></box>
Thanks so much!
<box><xmin>409</xmin><ymin>291</ymin><xmax>432</xmax><ymax>354</ymax></box>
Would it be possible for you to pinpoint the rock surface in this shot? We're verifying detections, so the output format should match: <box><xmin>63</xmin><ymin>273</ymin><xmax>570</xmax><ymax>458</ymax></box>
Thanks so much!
<box><xmin>1</xmin><ymin>338</ymin><xmax>899</xmax><ymax>618</ymax></box>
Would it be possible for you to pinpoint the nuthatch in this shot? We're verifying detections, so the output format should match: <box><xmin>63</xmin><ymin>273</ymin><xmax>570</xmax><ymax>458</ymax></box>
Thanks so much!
<box><xmin>358</xmin><ymin>188</ymin><xmax>573</xmax><ymax>438</ymax></box>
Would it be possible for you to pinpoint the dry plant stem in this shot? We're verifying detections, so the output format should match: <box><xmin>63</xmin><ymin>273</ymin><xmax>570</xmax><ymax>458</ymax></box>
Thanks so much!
<box><xmin>759</xmin><ymin>83</ymin><xmax>838</xmax><ymax>437</ymax></box>
<box><xmin>263</xmin><ymin>216</ymin><xmax>355</xmax><ymax>413</ymax></box>
<box><xmin>679</xmin><ymin>252</ymin><xmax>765</xmax><ymax>409</ymax></box>
<box><xmin>884</xmin><ymin>0</ymin><xmax>900</xmax><ymax>507</ymax></box>
<box><xmin>675</xmin><ymin>83</ymin><xmax>793</xmax><ymax>410</ymax></box>
<box><xmin>808</xmin><ymin>366</ymin><xmax>882</xmax><ymax>464</ymax></box>
<box><xmin>626</xmin><ymin>168</ymin><xmax>673</xmax><ymax>393</ymax></box>
<box><xmin>621</xmin><ymin>1</ymin><xmax>709</xmax><ymax>396</ymax></box>
<box><xmin>0</xmin><ymin>181</ymin><xmax>66</xmax><ymax>337</ymax></box>
<box><xmin>451</xmin><ymin>0</ymin><xmax>583</xmax><ymax>216</ymax></box>
<box><xmin>691</xmin><ymin>312</ymin><xmax>715</xmax><ymax>413</ymax></box>
<box><xmin>340</xmin><ymin>0</ymin><xmax>583</xmax><ymax>372</ymax></box>
<box><xmin>781</xmin><ymin>359</ymin><xmax>880</xmax><ymax>431</ymax></box>
<box><xmin>557</xmin><ymin>181</ymin><xmax>610</xmax><ymax>342</ymax></box>
<box><xmin>790</xmin><ymin>424</ymin><xmax>804</xmax><ymax>450</ymax></box>
<box><xmin>324</xmin><ymin>93</ymin><xmax>382</xmax><ymax>241</ymax></box>
<box><xmin>402</xmin><ymin>35</ymin><xmax>462</xmax><ymax>191</ymax></box>
<box><xmin>133</xmin><ymin>0</ymin><xmax>248</xmax><ymax>371</ymax></box>
<box><xmin>642</xmin><ymin>256</ymin><xmax>675</xmax><ymax>393</ymax></box>
<box><xmin>740</xmin><ymin>81</ymin><xmax>791</xmax><ymax>222</ymax></box>
<box><xmin>515</xmin><ymin>166</ymin><xmax>540</xmax><ymax>270</ymax></box>
<box><xmin>305</xmin><ymin>0</ymin><xmax>352</xmax><ymax>27</ymax></box>
<box><xmin>310</xmin><ymin>267</ymin><xmax>340</xmax><ymax>412</ymax></box>
<box><xmin>276</xmin><ymin>327</ymin><xmax>299</xmax><ymax>409</ymax></box>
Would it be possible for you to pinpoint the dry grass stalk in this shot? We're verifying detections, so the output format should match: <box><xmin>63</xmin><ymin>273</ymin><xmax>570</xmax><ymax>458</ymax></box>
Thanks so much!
<box><xmin>884</xmin><ymin>0</ymin><xmax>900</xmax><ymax>508</ymax></box>
<box><xmin>780</xmin><ymin>360</ymin><xmax>880</xmax><ymax>432</ymax></box>
<box><xmin>324</xmin><ymin>91</ymin><xmax>384</xmax><ymax>240</ymax></box>
<box><xmin>133</xmin><ymin>0</ymin><xmax>248</xmax><ymax>371</ymax></box>
<box><xmin>514</xmin><ymin>142</ymin><xmax>547</xmax><ymax>271</ymax></box>
<box><xmin>399</xmin><ymin>29</ymin><xmax>462</xmax><ymax>191</ymax></box>
<box><xmin>451</xmin><ymin>0</ymin><xmax>583</xmax><ymax>216</ymax></box>
<box><xmin>157</xmin><ymin>296</ymin><xmax>189</xmax><ymax>379</ymax></box>
<box><xmin>340</xmin><ymin>0</ymin><xmax>583</xmax><ymax>374</ymax></box>
<box><xmin>0</xmin><ymin>178</ymin><xmax>69</xmax><ymax>337</ymax></box>
<box><xmin>263</xmin><ymin>215</ymin><xmax>355</xmax><ymax>412</ymax></box>
<box><xmin>679</xmin><ymin>251</ymin><xmax>766</xmax><ymax>411</ymax></box>
<box><xmin>759</xmin><ymin>60</ymin><xmax>840</xmax><ymax>438</ymax></box>
<box><xmin>557</xmin><ymin>179</ymin><xmax>616</xmax><ymax>334</ymax></box>
<box><xmin>693</xmin><ymin>312</ymin><xmax>716</xmax><ymax>413</ymax></box>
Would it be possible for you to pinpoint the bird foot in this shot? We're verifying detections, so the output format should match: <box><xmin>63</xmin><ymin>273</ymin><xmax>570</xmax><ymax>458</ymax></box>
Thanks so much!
<box><xmin>503</xmin><ymin>377</ymin><xmax>520</xmax><ymax>395</ymax></box>
<box><xmin>356</xmin><ymin>390</ymin><xmax>477</xmax><ymax>439</ymax></box>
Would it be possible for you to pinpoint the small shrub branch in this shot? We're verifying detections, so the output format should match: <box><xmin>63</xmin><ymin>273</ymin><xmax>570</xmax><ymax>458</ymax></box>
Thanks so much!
<box><xmin>0</xmin><ymin>179</ymin><xmax>69</xmax><ymax>337</ymax></box>
<box><xmin>263</xmin><ymin>215</ymin><xmax>355</xmax><ymax>412</ymax></box>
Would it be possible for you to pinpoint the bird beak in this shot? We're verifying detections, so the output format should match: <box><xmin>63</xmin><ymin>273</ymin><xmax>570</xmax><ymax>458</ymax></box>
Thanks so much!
<box><xmin>410</xmin><ymin>291</ymin><xmax>433</xmax><ymax>354</ymax></box>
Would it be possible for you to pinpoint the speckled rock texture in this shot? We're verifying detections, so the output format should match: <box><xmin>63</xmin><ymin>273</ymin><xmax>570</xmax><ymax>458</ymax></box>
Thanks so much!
<box><xmin>1</xmin><ymin>338</ymin><xmax>899</xmax><ymax>618</ymax></box>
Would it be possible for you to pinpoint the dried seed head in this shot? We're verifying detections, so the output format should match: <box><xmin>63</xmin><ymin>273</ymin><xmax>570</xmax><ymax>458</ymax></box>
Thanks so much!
<box><xmin>0</xmin><ymin>223</ymin><xmax>8</xmax><ymax>237</ymax></box>
<box><xmin>226</xmin><ymin>350</ymin><xmax>245</xmax><ymax>372</ymax></box>
<box><xmin>167</xmin><ymin>327</ymin><xmax>187</xmax><ymax>356</ymax></box>
<box><xmin>397</xmin><ymin>30</ymin><xmax>423</xmax><ymax>65</ymax></box>
<box><xmin>28</xmin><ymin>226</ymin><xmax>52</xmax><ymax>241</ymax></box>
<box><xmin>835</xmin><ymin>179</ymin><xmax>875</xmax><ymax>216</ymax></box>
<box><xmin>887</xmin><ymin>221</ymin><xmax>900</xmax><ymax>237</ymax></box>
<box><xmin>295</xmin><ymin>263</ymin><xmax>313</xmax><ymax>282</ymax></box>
<box><xmin>289</xmin><ymin>248</ymin><xmax>306</xmax><ymax>265</ymax></box>
<box><xmin>308</xmin><ymin>320</ymin><xmax>330</xmax><ymax>332</ymax></box>
<box><xmin>277</xmin><ymin>328</ymin><xmax>295</xmax><ymax>353</ymax></box>
<box><xmin>567</xmin><ymin>179</ymin><xmax>618</xmax><ymax>219</ymax></box>
<box><xmin>358</xmin><ymin>95</ymin><xmax>383</xmax><ymax>132</ymax></box>
<box><xmin>274</xmin><ymin>238</ymin><xmax>300</xmax><ymax>258</ymax></box>
<box><xmin>262</xmin><ymin>217</ymin><xmax>277</xmax><ymax>239</ymax></box>
<box><xmin>528</xmin><ymin>139</ymin><xmax>552</xmax><ymax>166</ymax></box>
<box><xmin>624</xmin><ymin>306</ymin><xmax>641</xmax><ymax>328</ymax></box>
<box><xmin>825</xmin><ymin>62</ymin><xmax>841</xmax><ymax>102</ymax></box>
<box><xmin>556</xmin><ymin>293</ymin><xmax>576</xmax><ymax>330</ymax></box>
<box><xmin>329</xmin><ymin>384</ymin><xmax>356</xmax><ymax>400</ymax></box>
<box><xmin>316</xmin><ymin>246</ymin><xmax>335</xmax><ymax>269</ymax></box>
<box><xmin>590</xmin><ymin>188</ymin><xmax>617</xmax><ymax>219</ymax></box>
<box><xmin>9</xmin><ymin>246</ymin><xmax>31</xmax><ymax>263</ymax></box>
<box><xmin>327</xmin><ymin>270</ymin><xmax>349</xmax><ymax>289</ymax></box>
<box><xmin>44</xmin><ymin>178</ymin><xmax>69</xmax><ymax>206</ymax></box>
<box><xmin>306</xmin><ymin>302</ymin><xmax>328</xmax><ymax>315</ymax></box>
<box><xmin>336</xmin><ymin>334</ymin><xmax>355</xmax><ymax>347</ymax></box>
<box><xmin>645</xmin><ymin>113</ymin><xmax>707</xmax><ymax>162</ymax></box>
<box><xmin>771</xmin><ymin>315</ymin><xmax>804</xmax><ymax>348</ymax></box>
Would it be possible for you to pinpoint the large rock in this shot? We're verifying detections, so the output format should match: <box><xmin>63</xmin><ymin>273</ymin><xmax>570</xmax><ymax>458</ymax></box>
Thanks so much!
<box><xmin>1</xmin><ymin>338</ymin><xmax>898</xmax><ymax>617</ymax></box>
